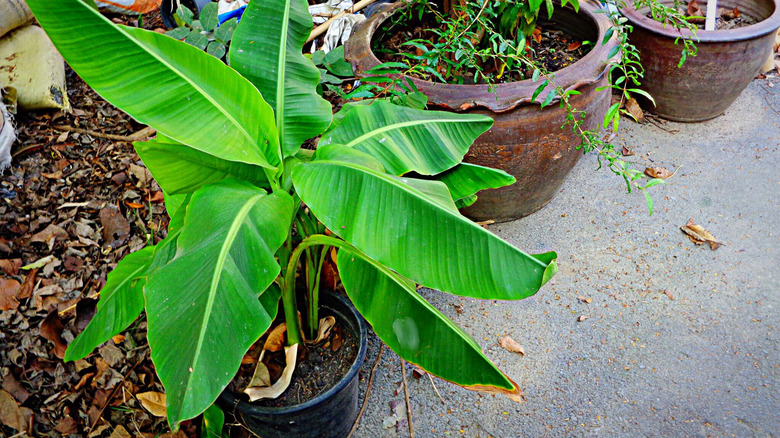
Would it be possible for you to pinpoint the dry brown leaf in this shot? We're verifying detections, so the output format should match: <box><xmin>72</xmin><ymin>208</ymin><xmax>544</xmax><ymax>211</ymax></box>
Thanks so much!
<box><xmin>2</xmin><ymin>373</ymin><xmax>30</xmax><ymax>404</ymax></box>
<box><xmin>577</xmin><ymin>315</ymin><xmax>589</xmax><ymax>322</ymax></box>
<box><xmin>621</xmin><ymin>146</ymin><xmax>635</xmax><ymax>156</ymax></box>
<box><xmin>136</xmin><ymin>391</ymin><xmax>167</xmax><ymax>417</ymax></box>
<box><xmin>0</xmin><ymin>389</ymin><xmax>26</xmax><ymax>432</ymax></box>
<box><xmin>263</xmin><ymin>323</ymin><xmax>287</xmax><ymax>352</ymax></box>
<box><xmin>662</xmin><ymin>290</ymin><xmax>675</xmax><ymax>300</ymax></box>
<box><xmin>244</xmin><ymin>344</ymin><xmax>299</xmax><ymax>401</ymax></box>
<box><xmin>681</xmin><ymin>218</ymin><xmax>723</xmax><ymax>250</ymax></box>
<box><xmin>40</xmin><ymin>311</ymin><xmax>68</xmax><ymax>358</ymax></box>
<box><xmin>577</xmin><ymin>296</ymin><xmax>593</xmax><ymax>304</ymax></box>
<box><xmin>687</xmin><ymin>0</ymin><xmax>705</xmax><ymax>23</ymax></box>
<box><xmin>412</xmin><ymin>365</ymin><xmax>426</xmax><ymax>380</ymax></box>
<box><xmin>499</xmin><ymin>336</ymin><xmax>525</xmax><ymax>356</ymax></box>
<box><xmin>644</xmin><ymin>167</ymin><xmax>674</xmax><ymax>179</ymax></box>
<box><xmin>313</xmin><ymin>315</ymin><xmax>336</xmax><ymax>343</ymax></box>
<box><xmin>55</xmin><ymin>416</ymin><xmax>78</xmax><ymax>434</ymax></box>
<box><xmin>248</xmin><ymin>360</ymin><xmax>272</xmax><ymax>388</ymax></box>
<box><xmin>109</xmin><ymin>425</ymin><xmax>133</xmax><ymax>438</ymax></box>
<box><xmin>532</xmin><ymin>27</ymin><xmax>542</xmax><ymax>44</ymax></box>
<box><xmin>625</xmin><ymin>97</ymin><xmax>645</xmax><ymax>123</ymax></box>
<box><xmin>0</xmin><ymin>278</ymin><xmax>21</xmax><ymax>311</ymax></box>
<box><xmin>330</xmin><ymin>325</ymin><xmax>343</xmax><ymax>352</ymax></box>
<box><xmin>99</xmin><ymin>206</ymin><xmax>130</xmax><ymax>249</ymax></box>
<box><xmin>29</xmin><ymin>224</ymin><xmax>68</xmax><ymax>250</ymax></box>
<box><xmin>0</xmin><ymin>258</ymin><xmax>21</xmax><ymax>275</ymax></box>
<box><xmin>17</xmin><ymin>268</ymin><xmax>37</xmax><ymax>300</ymax></box>
<box><xmin>566</xmin><ymin>41</ymin><xmax>581</xmax><ymax>51</ymax></box>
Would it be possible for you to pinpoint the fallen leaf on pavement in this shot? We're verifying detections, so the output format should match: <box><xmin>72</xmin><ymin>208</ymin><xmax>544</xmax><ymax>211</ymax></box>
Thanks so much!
<box><xmin>499</xmin><ymin>336</ymin><xmax>525</xmax><ymax>356</ymax></box>
<box><xmin>621</xmin><ymin>146</ymin><xmax>635</xmax><ymax>156</ymax></box>
<box><xmin>577</xmin><ymin>315</ymin><xmax>589</xmax><ymax>322</ymax></box>
<box><xmin>681</xmin><ymin>218</ymin><xmax>723</xmax><ymax>250</ymax></box>
<box><xmin>412</xmin><ymin>365</ymin><xmax>426</xmax><ymax>380</ymax></box>
<box><xmin>40</xmin><ymin>311</ymin><xmax>68</xmax><ymax>359</ymax></box>
<box><xmin>136</xmin><ymin>392</ymin><xmax>167</xmax><ymax>417</ymax></box>
<box><xmin>644</xmin><ymin>167</ymin><xmax>675</xmax><ymax>179</ymax></box>
<box><xmin>662</xmin><ymin>290</ymin><xmax>675</xmax><ymax>300</ymax></box>
<box><xmin>577</xmin><ymin>296</ymin><xmax>593</xmax><ymax>304</ymax></box>
<box><xmin>0</xmin><ymin>389</ymin><xmax>26</xmax><ymax>432</ymax></box>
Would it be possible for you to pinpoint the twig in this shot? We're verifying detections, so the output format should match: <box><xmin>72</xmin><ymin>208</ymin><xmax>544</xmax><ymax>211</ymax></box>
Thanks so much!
<box><xmin>54</xmin><ymin>125</ymin><xmax>156</xmax><ymax>142</ymax></box>
<box><xmin>401</xmin><ymin>360</ymin><xmax>415</xmax><ymax>438</ymax></box>
<box><xmin>87</xmin><ymin>351</ymin><xmax>147</xmax><ymax>436</ymax></box>
<box><xmin>426</xmin><ymin>372</ymin><xmax>445</xmax><ymax>405</ymax></box>
<box><xmin>306</xmin><ymin>0</ymin><xmax>378</xmax><ymax>43</ymax></box>
<box><xmin>347</xmin><ymin>343</ymin><xmax>384</xmax><ymax>438</ymax></box>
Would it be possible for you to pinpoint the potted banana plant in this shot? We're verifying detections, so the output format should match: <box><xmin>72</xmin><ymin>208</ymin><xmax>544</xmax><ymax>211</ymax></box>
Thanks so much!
<box><xmin>27</xmin><ymin>0</ymin><xmax>558</xmax><ymax>436</ymax></box>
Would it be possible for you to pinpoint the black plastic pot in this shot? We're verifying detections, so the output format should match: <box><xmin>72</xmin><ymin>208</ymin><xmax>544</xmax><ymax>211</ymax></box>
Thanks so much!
<box><xmin>217</xmin><ymin>291</ymin><xmax>368</xmax><ymax>438</ymax></box>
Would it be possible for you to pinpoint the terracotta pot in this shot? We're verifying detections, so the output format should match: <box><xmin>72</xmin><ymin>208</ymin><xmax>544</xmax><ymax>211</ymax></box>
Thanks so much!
<box><xmin>217</xmin><ymin>291</ymin><xmax>368</xmax><ymax>438</ymax></box>
<box><xmin>346</xmin><ymin>2</ymin><xmax>617</xmax><ymax>222</ymax></box>
<box><xmin>623</xmin><ymin>0</ymin><xmax>780</xmax><ymax>122</ymax></box>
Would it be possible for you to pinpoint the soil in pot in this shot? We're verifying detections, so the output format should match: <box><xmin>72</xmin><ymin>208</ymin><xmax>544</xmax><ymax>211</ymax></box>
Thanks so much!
<box><xmin>228</xmin><ymin>302</ymin><xmax>358</xmax><ymax>407</ymax></box>
<box><xmin>648</xmin><ymin>2</ymin><xmax>759</xmax><ymax>30</ymax></box>
<box><xmin>372</xmin><ymin>8</ymin><xmax>591</xmax><ymax>84</ymax></box>
<box><xmin>227</xmin><ymin>304</ymin><xmax>359</xmax><ymax>408</ymax></box>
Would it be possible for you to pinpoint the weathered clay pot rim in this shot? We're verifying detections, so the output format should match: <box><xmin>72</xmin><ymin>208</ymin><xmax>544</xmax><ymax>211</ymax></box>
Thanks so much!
<box><xmin>622</xmin><ymin>0</ymin><xmax>780</xmax><ymax>43</ymax></box>
<box><xmin>346</xmin><ymin>0</ymin><xmax>618</xmax><ymax>113</ymax></box>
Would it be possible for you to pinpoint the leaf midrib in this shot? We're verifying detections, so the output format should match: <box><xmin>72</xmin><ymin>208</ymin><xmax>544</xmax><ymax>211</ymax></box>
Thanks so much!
<box><xmin>342</xmin><ymin>116</ymin><xmax>480</xmax><ymax>149</ymax></box>
<box><xmin>274</xmin><ymin>1</ymin><xmax>292</xmax><ymax>149</ymax></box>
<box><xmin>180</xmin><ymin>192</ymin><xmax>265</xmax><ymax>415</ymax></box>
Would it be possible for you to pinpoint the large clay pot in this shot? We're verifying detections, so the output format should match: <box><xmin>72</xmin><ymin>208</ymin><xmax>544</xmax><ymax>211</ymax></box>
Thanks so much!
<box><xmin>217</xmin><ymin>291</ymin><xmax>368</xmax><ymax>438</ymax></box>
<box><xmin>346</xmin><ymin>2</ymin><xmax>617</xmax><ymax>222</ymax></box>
<box><xmin>623</xmin><ymin>0</ymin><xmax>780</xmax><ymax>122</ymax></box>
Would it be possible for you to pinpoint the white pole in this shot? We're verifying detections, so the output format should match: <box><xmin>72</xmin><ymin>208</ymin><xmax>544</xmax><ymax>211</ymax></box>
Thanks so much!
<box><xmin>705</xmin><ymin>0</ymin><xmax>718</xmax><ymax>31</ymax></box>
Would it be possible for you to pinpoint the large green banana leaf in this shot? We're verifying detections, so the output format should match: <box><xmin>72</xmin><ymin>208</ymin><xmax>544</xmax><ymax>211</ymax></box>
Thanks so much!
<box><xmin>338</xmin><ymin>251</ymin><xmax>522</xmax><ymax>399</ymax></box>
<box><xmin>293</xmin><ymin>161</ymin><xmax>557</xmax><ymax>300</ymax></box>
<box><xmin>144</xmin><ymin>181</ymin><xmax>292</xmax><ymax>428</ymax></box>
<box><xmin>432</xmin><ymin>163</ymin><xmax>516</xmax><ymax>207</ymax></box>
<box><xmin>319</xmin><ymin>101</ymin><xmax>493</xmax><ymax>175</ymax></box>
<box><xmin>134</xmin><ymin>141</ymin><xmax>269</xmax><ymax>195</ymax></box>
<box><xmin>64</xmin><ymin>246</ymin><xmax>154</xmax><ymax>361</ymax></box>
<box><xmin>230</xmin><ymin>0</ymin><xmax>331</xmax><ymax>157</ymax></box>
<box><xmin>26</xmin><ymin>0</ymin><xmax>280</xmax><ymax>169</ymax></box>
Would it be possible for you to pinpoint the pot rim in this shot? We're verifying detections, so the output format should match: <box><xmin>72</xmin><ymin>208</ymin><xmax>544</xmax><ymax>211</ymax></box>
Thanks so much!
<box><xmin>345</xmin><ymin>0</ymin><xmax>618</xmax><ymax>112</ymax></box>
<box><xmin>220</xmin><ymin>291</ymin><xmax>368</xmax><ymax>415</ymax></box>
<box><xmin>622</xmin><ymin>0</ymin><xmax>780</xmax><ymax>43</ymax></box>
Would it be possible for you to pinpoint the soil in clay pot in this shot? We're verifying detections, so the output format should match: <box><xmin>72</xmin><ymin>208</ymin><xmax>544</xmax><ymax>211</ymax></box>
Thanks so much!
<box><xmin>227</xmin><ymin>305</ymin><xmax>358</xmax><ymax>408</ymax></box>
<box><xmin>372</xmin><ymin>7</ymin><xmax>591</xmax><ymax>84</ymax></box>
<box><xmin>650</xmin><ymin>1</ymin><xmax>759</xmax><ymax>30</ymax></box>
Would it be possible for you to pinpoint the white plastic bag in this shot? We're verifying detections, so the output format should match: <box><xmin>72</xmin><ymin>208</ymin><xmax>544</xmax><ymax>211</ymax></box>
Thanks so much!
<box><xmin>0</xmin><ymin>26</ymin><xmax>70</xmax><ymax>111</ymax></box>
<box><xmin>322</xmin><ymin>13</ymin><xmax>365</xmax><ymax>53</ymax></box>
<box><xmin>309</xmin><ymin>0</ymin><xmax>354</xmax><ymax>25</ymax></box>
<box><xmin>0</xmin><ymin>96</ymin><xmax>14</xmax><ymax>172</ymax></box>
<box><xmin>0</xmin><ymin>0</ymin><xmax>34</xmax><ymax>38</ymax></box>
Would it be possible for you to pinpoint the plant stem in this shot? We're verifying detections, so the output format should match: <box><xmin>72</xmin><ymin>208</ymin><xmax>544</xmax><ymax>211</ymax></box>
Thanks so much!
<box><xmin>282</xmin><ymin>234</ymin><xmax>355</xmax><ymax>345</ymax></box>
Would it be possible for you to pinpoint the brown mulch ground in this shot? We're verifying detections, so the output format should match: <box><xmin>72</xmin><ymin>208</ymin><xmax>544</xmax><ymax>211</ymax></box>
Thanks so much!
<box><xmin>0</xmin><ymin>11</ymin><xmax>201</xmax><ymax>438</ymax></box>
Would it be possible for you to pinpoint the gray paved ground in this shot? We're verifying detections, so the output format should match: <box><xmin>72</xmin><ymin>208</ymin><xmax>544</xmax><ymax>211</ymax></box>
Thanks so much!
<box><xmin>351</xmin><ymin>77</ymin><xmax>780</xmax><ymax>438</ymax></box>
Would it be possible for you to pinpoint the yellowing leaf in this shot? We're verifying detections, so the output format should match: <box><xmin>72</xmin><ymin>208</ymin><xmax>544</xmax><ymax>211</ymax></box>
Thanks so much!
<box><xmin>136</xmin><ymin>391</ymin><xmax>167</xmax><ymax>417</ymax></box>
